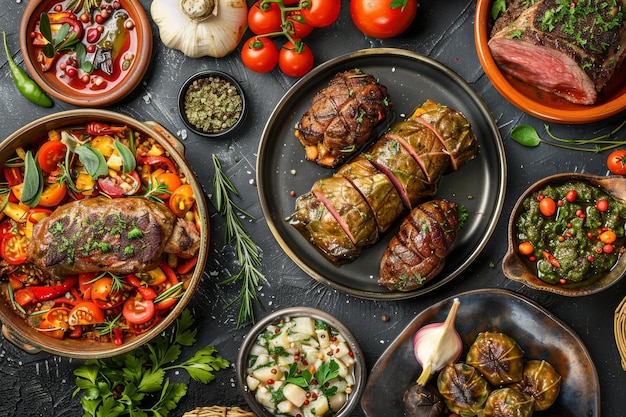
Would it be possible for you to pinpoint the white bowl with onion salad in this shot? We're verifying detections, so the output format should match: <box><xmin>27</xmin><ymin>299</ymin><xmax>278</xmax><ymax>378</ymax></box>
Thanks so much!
<box><xmin>236</xmin><ymin>307</ymin><xmax>366</xmax><ymax>417</ymax></box>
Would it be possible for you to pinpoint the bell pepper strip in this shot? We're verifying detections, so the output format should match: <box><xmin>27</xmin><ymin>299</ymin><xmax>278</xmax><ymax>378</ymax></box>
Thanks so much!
<box><xmin>30</xmin><ymin>276</ymin><xmax>78</xmax><ymax>301</ymax></box>
<box><xmin>176</xmin><ymin>255</ymin><xmax>198</xmax><ymax>275</ymax></box>
<box><xmin>27</xmin><ymin>207</ymin><xmax>52</xmax><ymax>224</ymax></box>
<box><xmin>542</xmin><ymin>250</ymin><xmax>561</xmax><ymax>268</ymax></box>
<box><xmin>112</xmin><ymin>327</ymin><xmax>123</xmax><ymax>346</ymax></box>
<box><xmin>86</xmin><ymin>122</ymin><xmax>128</xmax><ymax>136</ymax></box>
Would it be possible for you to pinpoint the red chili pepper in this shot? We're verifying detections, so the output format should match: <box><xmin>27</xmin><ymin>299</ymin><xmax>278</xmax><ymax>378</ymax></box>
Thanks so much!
<box><xmin>137</xmin><ymin>155</ymin><xmax>178</xmax><ymax>174</ymax></box>
<box><xmin>541</xmin><ymin>250</ymin><xmax>561</xmax><ymax>268</ymax></box>
<box><xmin>68</xmin><ymin>326</ymin><xmax>83</xmax><ymax>339</ymax></box>
<box><xmin>85</xmin><ymin>122</ymin><xmax>127</xmax><ymax>136</ymax></box>
<box><xmin>112</xmin><ymin>327</ymin><xmax>124</xmax><ymax>346</ymax></box>
<box><xmin>125</xmin><ymin>274</ymin><xmax>142</xmax><ymax>288</ymax></box>
<box><xmin>30</xmin><ymin>276</ymin><xmax>78</xmax><ymax>301</ymax></box>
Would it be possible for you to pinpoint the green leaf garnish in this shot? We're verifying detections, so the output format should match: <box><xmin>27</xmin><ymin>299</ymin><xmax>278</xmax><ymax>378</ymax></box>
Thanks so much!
<box><xmin>114</xmin><ymin>140</ymin><xmax>136</xmax><ymax>173</ymax></box>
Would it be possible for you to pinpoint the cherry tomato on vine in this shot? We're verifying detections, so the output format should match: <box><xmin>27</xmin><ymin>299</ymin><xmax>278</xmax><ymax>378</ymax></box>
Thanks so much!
<box><xmin>350</xmin><ymin>0</ymin><xmax>418</xmax><ymax>39</ymax></box>
<box><xmin>285</xmin><ymin>11</ymin><xmax>314</xmax><ymax>38</ymax></box>
<box><xmin>607</xmin><ymin>149</ymin><xmax>626</xmax><ymax>175</ymax></box>
<box><xmin>242</xmin><ymin>36</ymin><xmax>279</xmax><ymax>73</ymax></box>
<box><xmin>279</xmin><ymin>40</ymin><xmax>314</xmax><ymax>77</ymax></box>
<box><xmin>37</xmin><ymin>140</ymin><xmax>67</xmax><ymax>173</ymax></box>
<box><xmin>300</xmin><ymin>0</ymin><xmax>341</xmax><ymax>28</ymax></box>
<box><xmin>248</xmin><ymin>0</ymin><xmax>283</xmax><ymax>35</ymax></box>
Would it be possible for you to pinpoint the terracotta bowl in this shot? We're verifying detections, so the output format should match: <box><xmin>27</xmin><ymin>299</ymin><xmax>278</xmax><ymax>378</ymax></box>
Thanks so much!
<box><xmin>503</xmin><ymin>173</ymin><xmax>626</xmax><ymax>296</ymax></box>
<box><xmin>474</xmin><ymin>0</ymin><xmax>626</xmax><ymax>124</ymax></box>
<box><xmin>236</xmin><ymin>307</ymin><xmax>366</xmax><ymax>417</ymax></box>
<box><xmin>0</xmin><ymin>110</ymin><xmax>209</xmax><ymax>359</ymax></box>
<box><xmin>19</xmin><ymin>0</ymin><xmax>152</xmax><ymax>107</ymax></box>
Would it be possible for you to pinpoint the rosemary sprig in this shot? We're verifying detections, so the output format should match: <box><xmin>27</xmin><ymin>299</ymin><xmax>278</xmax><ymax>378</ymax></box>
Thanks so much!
<box><xmin>211</xmin><ymin>155</ymin><xmax>267</xmax><ymax>328</ymax></box>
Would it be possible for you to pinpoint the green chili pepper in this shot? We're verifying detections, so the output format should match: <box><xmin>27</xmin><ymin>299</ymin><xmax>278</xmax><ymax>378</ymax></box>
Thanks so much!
<box><xmin>2</xmin><ymin>31</ymin><xmax>53</xmax><ymax>108</ymax></box>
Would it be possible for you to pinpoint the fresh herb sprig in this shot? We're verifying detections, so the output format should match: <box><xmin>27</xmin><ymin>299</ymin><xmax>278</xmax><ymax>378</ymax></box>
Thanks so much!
<box><xmin>73</xmin><ymin>309</ymin><xmax>229</xmax><ymax>417</ymax></box>
<box><xmin>212</xmin><ymin>155</ymin><xmax>267</xmax><ymax>328</ymax></box>
<box><xmin>510</xmin><ymin>118</ymin><xmax>626</xmax><ymax>152</ymax></box>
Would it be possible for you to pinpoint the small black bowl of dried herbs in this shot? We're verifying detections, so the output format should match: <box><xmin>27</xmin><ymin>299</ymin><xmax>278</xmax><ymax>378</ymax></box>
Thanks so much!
<box><xmin>178</xmin><ymin>70</ymin><xmax>246</xmax><ymax>138</ymax></box>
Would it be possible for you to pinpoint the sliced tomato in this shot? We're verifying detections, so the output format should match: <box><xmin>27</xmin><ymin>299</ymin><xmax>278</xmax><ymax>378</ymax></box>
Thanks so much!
<box><xmin>37</xmin><ymin>140</ymin><xmax>67</xmax><ymax>173</ymax></box>
<box><xmin>97</xmin><ymin>170</ymin><xmax>141</xmax><ymax>197</ymax></box>
<box><xmin>123</xmin><ymin>296</ymin><xmax>156</xmax><ymax>324</ymax></box>
<box><xmin>68</xmin><ymin>301</ymin><xmax>105</xmax><ymax>326</ymax></box>
<box><xmin>169</xmin><ymin>184</ymin><xmax>195</xmax><ymax>217</ymax></box>
<box><xmin>0</xmin><ymin>220</ymin><xmax>28</xmax><ymax>265</ymax></box>
<box><xmin>91</xmin><ymin>277</ymin><xmax>127</xmax><ymax>309</ymax></box>
<box><xmin>39</xmin><ymin>182</ymin><xmax>67</xmax><ymax>207</ymax></box>
<box><xmin>40</xmin><ymin>307</ymin><xmax>71</xmax><ymax>339</ymax></box>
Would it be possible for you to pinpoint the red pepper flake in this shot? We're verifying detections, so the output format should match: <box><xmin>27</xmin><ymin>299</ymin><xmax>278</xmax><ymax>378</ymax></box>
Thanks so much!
<box><xmin>311</xmin><ymin>392</ymin><xmax>318</xmax><ymax>399</ymax></box>
<box><xmin>267</xmin><ymin>379</ymin><xmax>275</xmax><ymax>385</ymax></box>
<box><xmin>274</xmin><ymin>328</ymin><xmax>281</xmax><ymax>334</ymax></box>
<box><xmin>348</xmin><ymin>351</ymin><xmax>354</xmax><ymax>357</ymax></box>
<box><xmin>529</xmin><ymin>255</ymin><xmax>537</xmax><ymax>262</ymax></box>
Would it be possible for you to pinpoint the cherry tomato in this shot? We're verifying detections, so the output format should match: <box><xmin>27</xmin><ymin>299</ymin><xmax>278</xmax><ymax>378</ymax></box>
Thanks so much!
<box><xmin>565</xmin><ymin>189</ymin><xmax>577</xmax><ymax>203</ymax></box>
<box><xmin>38</xmin><ymin>181</ymin><xmax>68</xmax><ymax>207</ymax></box>
<box><xmin>241</xmin><ymin>36</ymin><xmax>279</xmax><ymax>73</ymax></box>
<box><xmin>98</xmin><ymin>170</ymin><xmax>141</xmax><ymax>197</ymax></box>
<box><xmin>37</xmin><ymin>140</ymin><xmax>67</xmax><ymax>173</ymax></box>
<box><xmin>350</xmin><ymin>0</ymin><xmax>418</xmax><ymax>38</ymax></box>
<box><xmin>539</xmin><ymin>197</ymin><xmax>556</xmax><ymax>217</ymax></box>
<box><xmin>68</xmin><ymin>301</ymin><xmax>105</xmax><ymax>326</ymax></box>
<box><xmin>91</xmin><ymin>277</ymin><xmax>127</xmax><ymax>309</ymax></box>
<box><xmin>285</xmin><ymin>11</ymin><xmax>314</xmax><ymax>38</ymax></box>
<box><xmin>301</xmin><ymin>0</ymin><xmax>341</xmax><ymax>27</ymax></box>
<box><xmin>154</xmin><ymin>171</ymin><xmax>182</xmax><ymax>199</ymax></box>
<box><xmin>607</xmin><ymin>149</ymin><xmax>626</xmax><ymax>175</ymax></box>
<box><xmin>123</xmin><ymin>296</ymin><xmax>156</xmax><ymax>325</ymax></box>
<box><xmin>596</xmin><ymin>199</ymin><xmax>609</xmax><ymax>212</ymax></box>
<box><xmin>248</xmin><ymin>0</ymin><xmax>283</xmax><ymax>35</ymax></box>
<box><xmin>169</xmin><ymin>184</ymin><xmax>196</xmax><ymax>217</ymax></box>
<box><xmin>279</xmin><ymin>40</ymin><xmax>315</xmax><ymax>77</ymax></box>
<box><xmin>39</xmin><ymin>318</ymin><xmax>67</xmax><ymax>339</ymax></box>
<box><xmin>518</xmin><ymin>241</ymin><xmax>534</xmax><ymax>256</ymax></box>
<box><xmin>78</xmin><ymin>272</ymin><xmax>97</xmax><ymax>297</ymax></box>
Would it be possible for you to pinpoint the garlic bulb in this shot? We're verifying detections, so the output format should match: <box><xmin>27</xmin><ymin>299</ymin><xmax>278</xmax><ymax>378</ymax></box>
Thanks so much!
<box><xmin>150</xmin><ymin>0</ymin><xmax>248</xmax><ymax>58</ymax></box>
<box><xmin>413</xmin><ymin>298</ymin><xmax>462</xmax><ymax>385</ymax></box>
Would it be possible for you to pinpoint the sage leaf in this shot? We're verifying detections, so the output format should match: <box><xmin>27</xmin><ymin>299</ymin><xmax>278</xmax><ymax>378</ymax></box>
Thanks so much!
<box><xmin>511</xmin><ymin>125</ymin><xmax>541</xmax><ymax>147</ymax></box>
<box><xmin>39</xmin><ymin>13</ymin><xmax>52</xmax><ymax>42</ymax></box>
<box><xmin>21</xmin><ymin>151</ymin><xmax>43</xmax><ymax>207</ymax></box>
<box><xmin>75</xmin><ymin>145</ymin><xmax>108</xmax><ymax>179</ymax></box>
<box><xmin>54</xmin><ymin>24</ymin><xmax>70</xmax><ymax>48</ymax></box>
<box><xmin>114</xmin><ymin>141</ymin><xmax>136</xmax><ymax>173</ymax></box>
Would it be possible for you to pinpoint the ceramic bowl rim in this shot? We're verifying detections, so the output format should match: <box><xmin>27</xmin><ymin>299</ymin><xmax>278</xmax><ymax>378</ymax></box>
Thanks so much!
<box><xmin>236</xmin><ymin>307</ymin><xmax>366</xmax><ymax>417</ymax></box>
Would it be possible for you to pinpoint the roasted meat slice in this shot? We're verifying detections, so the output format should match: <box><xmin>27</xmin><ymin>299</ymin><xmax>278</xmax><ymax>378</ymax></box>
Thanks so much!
<box><xmin>289</xmin><ymin>192</ymin><xmax>360</xmax><ymax>264</ymax></box>
<box><xmin>27</xmin><ymin>197</ymin><xmax>200</xmax><ymax>276</ymax></box>
<box><xmin>295</xmin><ymin>69</ymin><xmax>392</xmax><ymax>168</ymax></box>
<box><xmin>379</xmin><ymin>200</ymin><xmax>460</xmax><ymax>291</ymax></box>
<box><xmin>336</xmin><ymin>156</ymin><xmax>404</xmax><ymax>232</ymax></box>
<box><xmin>488</xmin><ymin>0</ymin><xmax>626</xmax><ymax>105</ymax></box>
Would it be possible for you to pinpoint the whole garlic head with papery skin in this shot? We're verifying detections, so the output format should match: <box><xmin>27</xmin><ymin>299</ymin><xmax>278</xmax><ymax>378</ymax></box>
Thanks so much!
<box><xmin>150</xmin><ymin>0</ymin><xmax>248</xmax><ymax>58</ymax></box>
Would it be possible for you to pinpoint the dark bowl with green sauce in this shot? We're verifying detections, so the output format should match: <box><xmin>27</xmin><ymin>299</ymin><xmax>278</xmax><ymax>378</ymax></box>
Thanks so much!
<box><xmin>178</xmin><ymin>70</ymin><xmax>247</xmax><ymax>138</ymax></box>
<box><xmin>504</xmin><ymin>172</ymin><xmax>626</xmax><ymax>296</ymax></box>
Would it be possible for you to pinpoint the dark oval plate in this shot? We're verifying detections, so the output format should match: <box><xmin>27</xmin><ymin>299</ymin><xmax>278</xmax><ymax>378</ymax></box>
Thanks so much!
<box><xmin>256</xmin><ymin>48</ymin><xmax>506</xmax><ymax>300</ymax></box>
<box><xmin>361</xmin><ymin>289</ymin><xmax>599</xmax><ymax>416</ymax></box>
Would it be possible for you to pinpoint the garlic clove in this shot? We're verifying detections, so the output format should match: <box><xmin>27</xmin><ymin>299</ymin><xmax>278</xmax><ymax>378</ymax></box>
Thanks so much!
<box><xmin>413</xmin><ymin>298</ymin><xmax>462</xmax><ymax>385</ymax></box>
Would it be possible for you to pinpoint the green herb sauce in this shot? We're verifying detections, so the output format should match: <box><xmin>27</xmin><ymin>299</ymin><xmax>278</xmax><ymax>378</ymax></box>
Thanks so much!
<box><xmin>516</xmin><ymin>181</ymin><xmax>626</xmax><ymax>284</ymax></box>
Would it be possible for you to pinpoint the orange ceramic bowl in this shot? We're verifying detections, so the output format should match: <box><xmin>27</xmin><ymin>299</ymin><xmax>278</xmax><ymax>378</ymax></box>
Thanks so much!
<box><xmin>19</xmin><ymin>0</ymin><xmax>152</xmax><ymax>107</ymax></box>
<box><xmin>474</xmin><ymin>0</ymin><xmax>626</xmax><ymax>124</ymax></box>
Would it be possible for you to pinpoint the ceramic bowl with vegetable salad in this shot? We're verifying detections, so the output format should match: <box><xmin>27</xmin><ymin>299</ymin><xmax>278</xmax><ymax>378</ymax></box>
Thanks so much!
<box><xmin>0</xmin><ymin>109</ymin><xmax>209</xmax><ymax>359</ymax></box>
<box><xmin>237</xmin><ymin>307</ymin><xmax>366</xmax><ymax>417</ymax></box>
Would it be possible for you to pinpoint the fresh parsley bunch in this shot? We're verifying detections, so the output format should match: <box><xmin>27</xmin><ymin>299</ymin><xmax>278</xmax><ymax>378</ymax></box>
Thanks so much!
<box><xmin>73</xmin><ymin>309</ymin><xmax>229</xmax><ymax>417</ymax></box>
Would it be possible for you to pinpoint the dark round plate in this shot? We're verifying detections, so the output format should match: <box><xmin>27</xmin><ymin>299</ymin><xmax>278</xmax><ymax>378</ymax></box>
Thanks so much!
<box><xmin>256</xmin><ymin>48</ymin><xmax>506</xmax><ymax>300</ymax></box>
<box><xmin>361</xmin><ymin>289</ymin><xmax>599</xmax><ymax>416</ymax></box>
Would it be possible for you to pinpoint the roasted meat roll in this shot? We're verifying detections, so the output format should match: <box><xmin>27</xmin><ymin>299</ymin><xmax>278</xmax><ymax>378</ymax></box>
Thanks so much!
<box><xmin>294</xmin><ymin>69</ymin><xmax>392</xmax><ymax>168</ymax></box>
<box><xmin>378</xmin><ymin>199</ymin><xmax>460</xmax><ymax>291</ymax></box>
<box><xmin>289</xmin><ymin>100</ymin><xmax>478</xmax><ymax>267</ymax></box>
